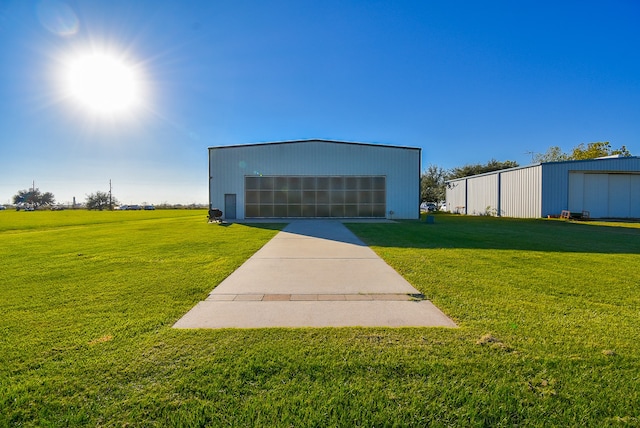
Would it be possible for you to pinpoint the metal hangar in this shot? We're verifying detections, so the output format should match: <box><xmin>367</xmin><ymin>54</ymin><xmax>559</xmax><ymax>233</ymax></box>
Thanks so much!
<box><xmin>209</xmin><ymin>139</ymin><xmax>421</xmax><ymax>220</ymax></box>
<box><xmin>446</xmin><ymin>156</ymin><xmax>640</xmax><ymax>219</ymax></box>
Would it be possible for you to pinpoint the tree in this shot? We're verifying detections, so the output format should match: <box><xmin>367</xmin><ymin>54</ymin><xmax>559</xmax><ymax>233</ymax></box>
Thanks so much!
<box><xmin>13</xmin><ymin>188</ymin><xmax>55</xmax><ymax>208</ymax></box>
<box><xmin>421</xmin><ymin>164</ymin><xmax>447</xmax><ymax>203</ymax></box>
<box><xmin>534</xmin><ymin>142</ymin><xmax>632</xmax><ymax>162</ymax></box>
<box><xmin>86</xmin><ymin>191</ymin><xmax>118</xmax><ymax>211</ymax></box>
<box><xmin>447</xmin><ymin>159</ymin><xmax>519</xmax><ymax>180</ymax></box>
<box><xmin>570</xmin><ymin>142</ymin><xmax>631</xmax><ymax>160</ymax></box>
<box><xmin>533</xmin><ymin>146</ymin><xmax>568</xmax><ymax>163</ymax></box>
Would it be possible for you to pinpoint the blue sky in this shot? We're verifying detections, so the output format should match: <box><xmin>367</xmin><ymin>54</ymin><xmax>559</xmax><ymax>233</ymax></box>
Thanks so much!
<box><xmin>1</xmin><ymin>0</ymin><xmax>639</xmax><ymax>205</ymax></box>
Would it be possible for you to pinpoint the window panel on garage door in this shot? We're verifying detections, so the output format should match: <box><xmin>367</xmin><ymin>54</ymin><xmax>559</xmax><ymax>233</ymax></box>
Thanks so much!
<box><xmin>245</xmin><ymin>175</ymin><xmax>386</xmax><ymax>218</ymax></box>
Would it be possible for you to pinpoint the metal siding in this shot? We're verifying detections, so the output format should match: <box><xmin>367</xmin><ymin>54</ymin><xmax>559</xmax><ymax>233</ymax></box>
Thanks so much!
<box><xmin>543</xmin><ymin>157</ymin><xmax>640</xmax><ymax>217</ymax></box>
<box><xmin>445</xmin><ymin>178</ymin><xmax>467</xmax><ymax>213</ymax></box>
<box><xmin>445</xmin><ymin>157</ymin><xmax>640</xmax><ymax>219</ymax></box>
<box><xmin>567</xmin><ymin>173</ymin><xmax>640</xmax><ymax>218</ymax></box>
<box><xmin>608</xmin><ymin>175</ymin><xmax>631</xmax><ymax>217</ymax></box>
<box><xmin>567</xmin><ymin>172</ymin><xmax>584</xmax><ymax>212</ymax></box>
<box><xmin>583</xmin><ymin>174</ymin><xmax>609</xmax><ymax>218</ymax></box>
<box><xmin>466</xmin><ymin>174</ymin><xmax>498</xmax><ymax>215</ymax></box>
<box><xmin>603</xmin><ymin>173</ymin><xmax>640</xmax><ymax>218</ymax></box>
<box><xmin>500</xmin><ymin>166</ymin><xmax>542</xmax><ymax>218</ymax></box>
<box><xmin>632</xmin><ymin>176</ymin><xmax>640</xmax><ymax>217</ymax></box>
<box><xmin>446</xmin><ymin>166</ymin><xmax>541</xmax><ymax>218</ymax></box>
<box><xmin>209</xmin><ymin>141</ymin><xmax>420</xmax><ymax>219</ymax></box>
<box><xmin>540</xmin><ymin>163</ymin><xmax>567</xmax><ymax>217</ymax></box>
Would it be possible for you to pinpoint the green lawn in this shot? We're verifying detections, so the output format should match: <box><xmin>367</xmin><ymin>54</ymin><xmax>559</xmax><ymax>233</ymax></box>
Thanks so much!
<box><xmin>1</xmin><ymin>210</ymin><xmax>639</xmax><ymax>427</ymax></box>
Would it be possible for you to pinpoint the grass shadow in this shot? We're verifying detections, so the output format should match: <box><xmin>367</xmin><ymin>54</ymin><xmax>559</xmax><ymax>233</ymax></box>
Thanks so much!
<box><xmin>345</xmin><ymin>214</ymin><xmax>640</xmax><ymax>255</ymax></box>
<box><xmin>227</xmin><ymin>219</ymin><xmax>383</xmax><ymax>246</ymax></box>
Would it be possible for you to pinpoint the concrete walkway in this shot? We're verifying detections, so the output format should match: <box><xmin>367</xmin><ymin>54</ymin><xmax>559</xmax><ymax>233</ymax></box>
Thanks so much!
<box><xmin>173</xmin><ymin>220</ymin><xmax>456</xmax><ymax>329</ymax></box>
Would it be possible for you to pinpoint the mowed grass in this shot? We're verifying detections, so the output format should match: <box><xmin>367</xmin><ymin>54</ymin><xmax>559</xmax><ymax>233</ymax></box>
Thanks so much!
<box><xmin>1</xmin><ymin>211</ymin><xmax>639</xmax><ymax>426</ymax></box>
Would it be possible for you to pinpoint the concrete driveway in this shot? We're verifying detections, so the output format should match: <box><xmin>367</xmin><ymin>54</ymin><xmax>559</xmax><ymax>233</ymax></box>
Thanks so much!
<box><xmin>174</xmin><ymin>220</ymin><xmax>456</xmax><ymax>329</ymax></box>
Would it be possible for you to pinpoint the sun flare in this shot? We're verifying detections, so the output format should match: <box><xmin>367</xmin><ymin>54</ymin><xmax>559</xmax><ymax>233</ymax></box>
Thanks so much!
<box><xmin>64</xmin><ymin>53</ymin><xmax>143</xmax><ymax>116</ymax></box>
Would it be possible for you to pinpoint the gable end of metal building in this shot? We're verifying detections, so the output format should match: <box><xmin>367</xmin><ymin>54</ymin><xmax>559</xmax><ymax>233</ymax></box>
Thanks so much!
<box><xmin>209</xmin><ymin>140</ymin><xmax>421</xmax><ymax>220</ymax></box>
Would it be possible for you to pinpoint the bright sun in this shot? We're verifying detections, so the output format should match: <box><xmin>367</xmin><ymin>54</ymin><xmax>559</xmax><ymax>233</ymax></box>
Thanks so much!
<box><xmin>64</xmin><ymin>53</ymin><xmax>143</xmax><ymax>116</ymax></box>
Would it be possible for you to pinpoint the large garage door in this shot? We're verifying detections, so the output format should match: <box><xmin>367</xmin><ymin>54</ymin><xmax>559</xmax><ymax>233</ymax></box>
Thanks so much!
<box><xmin>569</xmin><ymin>173</ymin><xmax>640</xmax><ymax>218</ymax></box>
<box><xmin>245</xmin><ymin>176</ymin><xmax>386</xmax><ymax>218</ymax></box>
<box><xmin>583</xmin><ymin>174</ymin><xmax>609</xmax><ymax>218</ymax></box>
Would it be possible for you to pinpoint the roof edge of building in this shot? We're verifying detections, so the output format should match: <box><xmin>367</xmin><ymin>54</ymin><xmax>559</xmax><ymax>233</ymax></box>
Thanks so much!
<box><xmin>445</xmin><ymin>156</ymin><xmax>640</xmax><ymax>183</ymax></box>
<box><xmin>208</xmin><ymin>139</ymin><xmax>420</xmax><ymax>152</ymax></box>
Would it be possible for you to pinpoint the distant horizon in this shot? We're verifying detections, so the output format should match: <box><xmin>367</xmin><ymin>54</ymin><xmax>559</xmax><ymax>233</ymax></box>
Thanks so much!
<box><xmin>3</xmin><ymin>199</ymin><xmax>208</xmax><ymax>208</ymax></box>
<box><xmin>1</xmin><ymin>181</ymin><xmax>208</xmax><ymax>207</ymax></box>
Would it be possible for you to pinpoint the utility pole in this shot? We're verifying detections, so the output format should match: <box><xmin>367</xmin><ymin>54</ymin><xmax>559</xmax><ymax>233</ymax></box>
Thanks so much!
<box><xmin>525</xmin><ymin>151</ymin><xmax>534</xmax><ymax>163</ymax></box>
<box><xmin>109</xmin><ymin>179</ymin><xmax>113</xmax><ymax>210</ymax></box>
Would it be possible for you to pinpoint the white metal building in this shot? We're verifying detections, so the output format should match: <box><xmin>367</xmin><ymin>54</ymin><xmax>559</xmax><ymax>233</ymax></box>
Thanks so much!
<box><xmin>209</xmin><ymin>139</ymin><xmax>421</xmax><ymax>220</ymax></box>
<box><xmin>446</xmin><ymin>157</ymin><xmax>640</xmax><ymax>219</ymax></box>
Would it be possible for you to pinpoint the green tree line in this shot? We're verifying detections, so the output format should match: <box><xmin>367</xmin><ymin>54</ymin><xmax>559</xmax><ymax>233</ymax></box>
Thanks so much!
<box><xmin>11</xmin><ymin>188</ymin><xmax>119</xmax><ymax>210</ymax></box>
